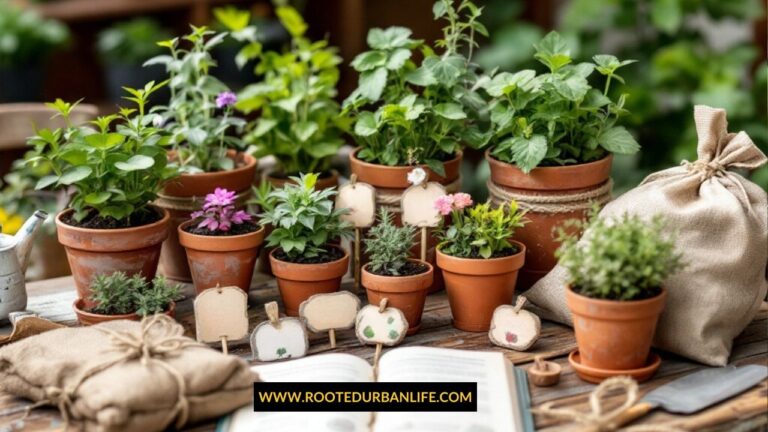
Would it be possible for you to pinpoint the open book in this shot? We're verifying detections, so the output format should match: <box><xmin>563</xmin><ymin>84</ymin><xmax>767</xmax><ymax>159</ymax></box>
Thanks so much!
<box><xmin>218</xmin><ymin>347</ymin><xmax>534</xmax><ymax>432</ymax></box>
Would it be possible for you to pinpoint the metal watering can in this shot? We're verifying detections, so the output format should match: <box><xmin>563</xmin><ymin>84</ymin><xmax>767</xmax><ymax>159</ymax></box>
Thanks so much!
<box><xmin>0</xmin><ymin>210</ymin><xmax>47</xmax><ymax>321</ymax></box>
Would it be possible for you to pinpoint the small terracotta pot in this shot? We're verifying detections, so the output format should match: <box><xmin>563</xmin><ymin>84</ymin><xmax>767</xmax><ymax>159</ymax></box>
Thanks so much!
<box><xmin>436</xmin><ymin>241</ymin><xmax>526</xmax><ymax>332</ymax></box>
<box><xmin>265</xmin><ymin>169</ymin><xmax>340</xmax><ymax>190</ymax></box>
<box><xmin>362</xmin><ymin>259</ymin><xmax>434</xmax><ymax>335</ymax></box>
<box><xmin>73</xmin><ymin>298</ymin><xmax>176</xmax><ymax>326</ymax></box>
<box><xmin>56</xmin><ymin>206</ymin><xmax>170</xmax><ymax>308</ymax></box>
<box><xmin>269</xmin><ymin>246</ymin><xmax>350</xmax><ymax>316</ymax></box>
<box><xmin>566</xmin><ymin>286</ymin><xmax>667</xmax><ymax>371</ymax></box>
<box><xmin>178</xmin><ymin>221</ymin><xmax>265</xmax><ymax>295</ymax></box>
<box><xmin>486</xmin><ymin>151</ymin><xmax>612</xmax><ymax>290</ymax></box>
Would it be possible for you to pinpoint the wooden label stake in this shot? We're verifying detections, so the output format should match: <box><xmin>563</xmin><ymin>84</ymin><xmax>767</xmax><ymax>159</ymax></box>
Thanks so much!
<box><xmin>401</xmin><ymin>175</ymin><xmax>445</xmax><ymax>263</ymax></box>
<box><xmin>194</xmin><ymin>285</ymin><xmax>249</xmax><ymax>355</ymax></box>
<box><xmin>355</xmin><ymin>297</ymin><xmax>409</xmax><ymax>380</ymax></box>
<box><xmin>488</xmin><ymin>295</ymin><xmax>541</xmax><ymax>352</ymax></box>
<box><xmin>336</xmin><ymin>174</ymin><xmax>376</xmax><ymax>293</ymax></box>
<box><xmin>251</xmin><ymin>301</ymin><xmax>309</xmax><ymax>362</ymax></box>
<box><xmin>299</xmin><ymin>292</ymin><xmax>360</xmax><ymax>349</ymax></box>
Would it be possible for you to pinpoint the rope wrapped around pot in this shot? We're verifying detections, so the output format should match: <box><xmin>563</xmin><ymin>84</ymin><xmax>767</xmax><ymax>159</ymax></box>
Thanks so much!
<box><xmin>154</xmin><ymin>190</ymin><xmax>251</xmax><ymax>212</ymax></box>
<box><xmin>487</xmin><ymin>178</ymin><xmax>613</xmax><ymax>213</ymax></box>
<box><xmin>376</xmin><ymin>178</ymin><xmax>462</xmax><ymax>213</ymax></box>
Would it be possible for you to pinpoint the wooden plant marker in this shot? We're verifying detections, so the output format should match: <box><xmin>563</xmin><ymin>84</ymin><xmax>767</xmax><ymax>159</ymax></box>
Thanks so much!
<box><xmin>355</xmin><ymin>298</ymin><xmax>408</xmax><ymax>378</ymax></box>
<box><xmin>299</xmin><ymin>291</ymin><xmax>360</xmax><ymax>348</ymax></box>
<box><xmin>250</xmin><ymin>301</ymin><xmax>309</xmax><ymax>362</ymax></box>
<box><xmin>194</xmin><ymin>285</ymin><xmax>249</xmax><ymax>355</ymax></box>
<box><xmin>335</xmin><ymin>174</ymin><xmax>376</xmax><ymax>292</ymax></box>
<box><xmin>401</xmin><ymin>179</ymin><xmax>446</xmax><ymax>262</ymax></box>
<box><xmin>488</xmin><ymin>296</ymin><xmax>541</xmax><ymax>351</ymax></box>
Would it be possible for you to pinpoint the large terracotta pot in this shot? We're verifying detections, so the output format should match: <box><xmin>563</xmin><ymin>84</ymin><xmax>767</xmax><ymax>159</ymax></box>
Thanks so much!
<box><xmin>436</xmin><ymin>241</ymin><xmax>526</xmax><ymax>332</ymax></box>
<box><xmin>362</xmin><ymin>259</ymin><xmax>434</xmax><ymax>335</ymax></box>
<box><xmin>486</xmin><ymin>152</ymin><xmax>612</xmax><ymax>290</ymax></box>
<box><xmin>73</xmin><ymin>298</ymin><xmax>176</xmax><ymax>326</ymax></box>
<box><xmin>56</xmin><ymin>206</ymin><xmax>170</xmax><ymax>307</ymax></box>
<box><xmin>566</xmin><ymin>286</ymin><xmax>666</xmax><ymax>371</ymax></box>
<box><xmin>157</xmin><ymin>151</ymin><xmax>257</xmax><ymax>282</ymax></box>
<box><xmin>178</xmin><ymin>220</ymin><xmax>265</xmax><ymax>295</ymax></box>
<box><xmin>269</xmin><ymin>246</ymin><xmax>350</xmax><ymax>316</ymax></box>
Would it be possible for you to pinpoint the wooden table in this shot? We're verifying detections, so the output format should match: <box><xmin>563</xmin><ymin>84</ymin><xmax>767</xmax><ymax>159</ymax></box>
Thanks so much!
<box><xmin>2</xmin><ymin>276</ymin><xmax>767</xmax><ymax>431</ymax></box>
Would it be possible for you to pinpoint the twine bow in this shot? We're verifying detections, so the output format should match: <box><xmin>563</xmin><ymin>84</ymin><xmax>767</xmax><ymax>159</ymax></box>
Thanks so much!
<box><xmin>681</xmin><ymin>159</ymin><xmax>725</xmax><ymax>181</ymax></box>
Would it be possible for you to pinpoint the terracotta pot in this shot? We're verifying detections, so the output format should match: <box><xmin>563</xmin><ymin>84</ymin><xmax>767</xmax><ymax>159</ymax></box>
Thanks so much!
<box><xmin>566</xmin><ymin>286</ymin><xmax>667</xmax><ymax>371</ymax></box>
<box><xmin>56</xmin><ymin>206</ymin><xmax>170</xmax><ymax>308</ymax></box>
<box><xmin>486</xmin><ymin>151</ymin><xmax>612</xmax><ymax>290</ymax></box>
<box><xmin>157</xmin><ymin>150</ymin><xmax>257</xmax><ymax>283</ymax></box>
<box><xmin>269</xmin><ymin>246</ymin><xmax>350</xmax><ymax>316</ymax></box>
<box><xmin>265</xmin><ymin>169</ymin><xmax>340</xmax><ymax>190</ymax></box>
<box><xmin>73</xmin><ymin>298</ymin><xmax>176</xmax><ymax>326</ymax></box>
<box><xmin>362</xmin><ymin>259</ymin><xmax>434</xmax><ymax>335</ymax></box>
<box><xmin>178</xmin><ymin>221</ymin><xmax>265</xmax><ymax>295</ymax></box>
<box><xmin>436</xmin><ymin>241</ymin><xmax>526</xmax><ymax>332</ymax></box>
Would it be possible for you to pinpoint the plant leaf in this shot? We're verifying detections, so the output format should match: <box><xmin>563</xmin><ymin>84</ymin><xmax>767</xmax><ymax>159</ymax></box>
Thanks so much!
<box><xmin>115</xmin><ymin>155</ymin><xmax>155</xmax><ymax>171</ymax></box>
<box><xmin>433</xmin><ymin>103</ymin><xmax>467</xmax><ymax>120</ymax></box>
<box><xmin>509</xmin><ymin>135</ymin><xmax>548</xmax><ymax>173</ymax></box>
<box><xmin>58</xmin><ymin>166</ymin><xmax>92</xmax><ymax>185</ymax></box>
<box><xmin>292</xmin><ymin>121</ymin><xmax>319</xmax><ymax>142</ymax></box>
<box><xmin>358</xmin><ymin>67</ymin><xmax>387</xmax><ymax>101</ymax></box>
<box><xmin>276</xmin><ymin>6</ymin><xmax>307</xmax><ymax>37</ymax></box>
<box><xmin>597</xmin><ymin>126</ymin><xmax>641</xmax><ymax>154</ymax></box>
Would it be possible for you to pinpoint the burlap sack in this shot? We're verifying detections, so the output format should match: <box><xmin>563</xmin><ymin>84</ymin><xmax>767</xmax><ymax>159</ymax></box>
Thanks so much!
<box><xmin>525</xmin><ymin>105</ymin><xmax>768</xmax><ymax>366</ymax></box>
<box><xmin>0</xmin><ymin>315</ymin><xmax>257</xmax><ymax>431</ymax></box>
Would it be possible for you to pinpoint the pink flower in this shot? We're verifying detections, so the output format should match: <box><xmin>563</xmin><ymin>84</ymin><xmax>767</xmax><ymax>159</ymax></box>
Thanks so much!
<box><xmin>204</xmin><ymin>188</ymin><xmax>236</xmax><ymax>209</ymax></box>
<box><xmin>216</xmin><ymin>91</ymin><xmax>237</xmax><ymax>108</ymax></box>
<box><xmin>232</xmin><ymin>210</ymin><xmax>252</xmax><ymax>224</ymax></box>
<box><xmin>434</xmin><ymin>195</ymin><xmax>454</xmax><ymax>216</ymax></box>
<box><xmin>192</xmin><ymin>187</ymin><xmax>253</xmax><ymax>232</ymax></box>
<box><xmin>452</xmin><ymin>193</ymin><xmax>473</xmax><ymax>209</ymax></box>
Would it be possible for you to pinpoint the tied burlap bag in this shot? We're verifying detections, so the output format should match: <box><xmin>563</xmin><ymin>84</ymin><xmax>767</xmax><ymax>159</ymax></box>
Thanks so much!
<box><xmin>0</xmin><ymin>315</ymin><xmax>258</xmax><ymax>431</ymax></box>
<box><xmin>526</xmin><ymin>105</ymin><xmax>768</xmax><ymax>366</ymax></box>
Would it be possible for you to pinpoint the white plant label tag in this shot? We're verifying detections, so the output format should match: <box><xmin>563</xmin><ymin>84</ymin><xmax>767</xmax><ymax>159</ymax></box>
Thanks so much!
<box><xmin>401</xmin><ymin>182</ymin><xmax>446</xmax><ymax>228</ymax></box>
<box><xmin>300</xmin><ymin>291</ymin><xmax>361</xmax><ymax>333</ymax></box>
<box><xmin>251</xmin><ymin>302</ymin><xmax>308</xmax><ymax>362</ymax></box>
<box><xmin>355</xmin><ymin>304</ymin><xmax>408</xmax><ymax>347</ymax></box>
<box><xmin>336</xmin><ymin>182</ymin><xmax>377</xmax><ymax>228</ymax></box>
<box><xmin>488</xmin><ymin>297</ymin><xmax>541</xmax><ymax>351</ymax></box>
<box><xmin>194</xmin><ymin>286</ymin><xmax>249</xmax><ymax>344</ymax></box>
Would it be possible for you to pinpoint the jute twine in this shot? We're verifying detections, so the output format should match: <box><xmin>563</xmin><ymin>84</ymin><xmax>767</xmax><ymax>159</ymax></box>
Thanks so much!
<box><xmin>377</xmin><ymin>178</ymin><xmax>462</xmax><ymax>212</ymax></box>
<box><xmin>154</xmin><ymin>190</ymin><xmax>251</xmax><ymax>212</ymax></box>
<box><xmin>532</xmin><ymin>376</ymin><xmax>684</xmax><ymax>432</ymax></box>
<box><xmin>487</xmin><ymin>178</ymin><xmax>613</xmax><ymax>213</ymax></box>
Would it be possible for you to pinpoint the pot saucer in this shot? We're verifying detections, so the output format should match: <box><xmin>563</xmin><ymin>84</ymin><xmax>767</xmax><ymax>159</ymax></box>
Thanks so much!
<box><xmin>568</xmin><ymin>350</ymin><xmax>661</xmax><ymax>384</ymax></box>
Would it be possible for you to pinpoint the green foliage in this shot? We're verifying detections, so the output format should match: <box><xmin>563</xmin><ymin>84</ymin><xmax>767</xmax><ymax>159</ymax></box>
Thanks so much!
<box><xmin>97</xmin><ymin>18</ymin><xmax>172</xmax><ymax>65</ymax></box>
<box><xmin>0</xmin><ymin>0</ymin><xmax>69</xmax><ymax>67</ymax></box>
<box><xmin>248</xmin><ymin>180</ymin><xmax>276</xmax><ymax>213</ymax></box>
<box><xmin>364</xmin><ymin>208</ymin><xmax>417</xmax><ymax>276</ymax></box>
<box><xmin>259</xmin><ymin>173</ymin><xmax>353</xmax><ymax>259</ymax></box>
<box><xmin>89</xmin><ymin>272</ymin><xmax>181</xmax><ymax>316</ymax></box>
<box><xmin>218</xmin><ymin>5</ymin><xmax>347</xmax><ymax>175</ymax></box>
<box><xmin>343</xmin><ymin>0</ymin><xmax>488</xmax><ymax>175</ymax></box>
<box><xmin>26</xmin><ymin>83</ymin><xmax>179</xmax><ymax>223</ymax></box>
<box><xmin>437</xmin><ymin>201</ymin><xmax>527</xmax><ymax>259</ymax></box>
<box><xmin>555</xmin><ymin>211</ymin><xmax>684</xmax><ymax>301</ymax></box>
<box><xmin>146</xmin><ymin>26</ymin><xmax>246</xmax><ymax>173</ymax></box>
<box><xmin>0</xmin><ymin>157</ymin><xmax>61</xmax><ymax>234</ymax></box>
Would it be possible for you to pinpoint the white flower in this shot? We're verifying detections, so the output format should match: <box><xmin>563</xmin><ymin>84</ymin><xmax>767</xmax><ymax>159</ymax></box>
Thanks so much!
<box><xmin>152</xmin><ymin>114</ymin><xmax>165</xmax><ymax>128</ymax></box>
<box><xmin>407</xmin><ymin>167</ymin><xmax>427</xmax><ymax>186</ymax></box>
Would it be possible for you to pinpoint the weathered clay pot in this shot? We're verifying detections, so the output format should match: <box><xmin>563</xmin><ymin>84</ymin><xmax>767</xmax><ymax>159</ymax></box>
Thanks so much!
<box><xmin>178</xmin><ymin>220</ymin><xmax>265</xmax><ymax>295</ymax></box>
<box><xmin>436</xmin><ymin>241</ymin><xmax>526</xmax><ymax>332</ymax></box>
<box><xmin>56</xmin><ymin>206</ymin><xmax>170</xmax><ymax>307</ymax></box>
<box><xmin>157</xmin><ymin>150</ymin><xmax>257</xmax><ymax>283</ymax></box>
<box><xmin>566</xmin><ymin>286</ymin><xmax>667</xmax><ymax>371</ymax></box>
<box><xmin>269</xmin><ymin>246</ymin><xmax>350</xmax><ymax>316</ymax></box>
<box><xmin>73</xmin><ymin>298</ymin><xmax>176</xmax><ymax>326</ymax></box>
<box><xmin>362</xmin><ymin>259</ymin><xmax>434</xmax><ymax>335</ymax></box>
<box><xmin>486</xmin><ymin>151</ymin><xmax>612</xmax><ymax>290</ymax></box>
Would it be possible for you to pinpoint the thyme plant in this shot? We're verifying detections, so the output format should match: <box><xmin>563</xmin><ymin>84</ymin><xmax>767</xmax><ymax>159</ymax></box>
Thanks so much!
<box><xmin>89</xmin><ymin>272</ymin><xmax>181</xmax><ymax>316</ymax></box>
<box><xmin>364</xmin><ymin>208</ymin><xmax>418</xmax><ymax>276</ymax></box>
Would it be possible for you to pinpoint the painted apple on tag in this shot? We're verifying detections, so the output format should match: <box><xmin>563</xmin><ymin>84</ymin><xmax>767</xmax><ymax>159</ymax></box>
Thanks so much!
<box><xmin>488</xmin><ymin>304</ymin><xmax>541</xmax><ymax>351</ymax></box>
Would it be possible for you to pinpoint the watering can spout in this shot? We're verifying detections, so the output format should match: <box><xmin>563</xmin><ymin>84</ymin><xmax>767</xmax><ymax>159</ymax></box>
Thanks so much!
<box><xmin>14</xmin><ymin>210</ymin><xmax>47</xmax><ymax>274</ymax></box>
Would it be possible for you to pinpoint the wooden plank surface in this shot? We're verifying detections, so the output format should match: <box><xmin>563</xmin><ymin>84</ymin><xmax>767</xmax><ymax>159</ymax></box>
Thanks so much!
<box><xmin>1</xmin><ymin>275</ymin><xmax>766</xmax><ymax>431</ymax></box>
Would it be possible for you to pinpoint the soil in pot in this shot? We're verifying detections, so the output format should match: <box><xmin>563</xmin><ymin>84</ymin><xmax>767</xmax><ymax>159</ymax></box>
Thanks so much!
<box><xmin>437</xmin><ymin>241</ymin><xmax>526</xmax><ymax>332</ymax></box>
<box><xmin>566</xmin><ymin>286</ymin><xmax>667</xmax><ymax>371</ymax></box>
<box><xmin>269</xmin><ymin>245</ymin><xmax>350</xmax><ymax>316</ymax></box>
<box><xmin>73</xmin><ymin>298</ymin><xmax>176</xmax><ymax>326</ymax></box>
<box><xmin>362</xmin><ymin>260</ymin><xmax>433</xmax><ymax>335</ymax></box>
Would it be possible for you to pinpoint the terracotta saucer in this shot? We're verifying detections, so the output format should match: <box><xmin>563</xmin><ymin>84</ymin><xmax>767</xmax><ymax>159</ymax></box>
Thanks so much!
<box><xmin>569</xmin><ymin>350</ymin><xmax>661</xmax><ymax>384</ymax></box>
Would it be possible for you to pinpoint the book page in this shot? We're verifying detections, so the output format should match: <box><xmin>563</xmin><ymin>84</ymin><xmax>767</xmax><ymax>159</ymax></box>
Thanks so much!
<box><xmin>222</xmin><ymin>354</ymin><xmax>373</xmax><ymax>432</ymax></box>
<box><xmin>374</xmin><ymin>347</ymin><xmax>520</xmax><ymax>432</ymax></box>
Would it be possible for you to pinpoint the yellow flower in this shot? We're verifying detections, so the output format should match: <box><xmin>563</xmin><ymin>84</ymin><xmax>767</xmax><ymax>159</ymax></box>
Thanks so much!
<box><xmin>0</xmin><ymin>208</ymin><xmax>24</xmax><ymax>235</ymax></box>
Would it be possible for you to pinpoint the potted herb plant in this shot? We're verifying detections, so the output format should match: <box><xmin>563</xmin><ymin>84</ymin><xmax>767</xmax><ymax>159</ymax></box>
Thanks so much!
<box><xmin>97</xmin><ymin>18</ymin><xmax>172</xmax><ymax>104</ymax></box>
<box><xmin>146</xmin><ymin>26</ymin><xmax>255</xmax><ymax>283</ymax></box>
<box><xmin>260</xmin><ymin>173</ymin><xmax>352</xmax><ymax>316</ymax></box>
<box><xmin>27</xmin><ymin>83</ymin><xmax>178</xmax><ymax>304</ymax></box>
<box><xmin>362</xmin><ymin>208</ymin><xmax>433</xmax><ymax>335</ymax></box>
<box><xmin>556</xmin><ymin>212</ymin><xmax>683</xmax><ymax>375</ymax></box>
<box><xmin>73</xmin><ymin>272</ymin><xmax>181</xmax><ymax>326</ymax></box>
<box><xmin>218</xmin><ymin>5</ymin><xmax>347</xmax><ymax>190</ymax></box>
<box><xmin>179</xmin><ymin>187</ymin><xmax>264</xmax><ymax>294</ymax></box>
<box><xmin>435</xmin><ymin>194</ymin><xmax>527</xmax><ymax>331</ymax></box>
<box><xmin>478</xmin><ymin>31</ymin><xmax>640</xmax><ymax>289</ymax></box>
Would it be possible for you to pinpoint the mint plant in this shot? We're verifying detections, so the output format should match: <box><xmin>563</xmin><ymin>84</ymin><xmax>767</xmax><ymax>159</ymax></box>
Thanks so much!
<box><xmin>480</xmin><ymin>31</ymin><xmax>640</xmax><ymax>173</ymax></box>
<box><xmin>26</xmin><ymin>82</ymin><xmax>179</xmax><ymax>225</ymax></box>
<box><xmin>89</xmin><ymin>271</ymin><xmax>181</xmax><ymax>316</ymax></box>
<box><xmin>364</xmin><ymin>208</ymin><xmax>418</xmax><ymax>276</ymax></box>
<box><xmin>190</xmin><ymin>187</ymin><xmax>252</xmax><ymax>232</ymax></box>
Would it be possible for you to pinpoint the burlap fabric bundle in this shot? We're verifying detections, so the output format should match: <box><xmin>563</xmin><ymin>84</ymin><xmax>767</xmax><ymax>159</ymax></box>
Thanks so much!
<box><xmin>0</xmin><ymin>315</ymin><xmax>257</xmax><ymax>431</ymax></box>
<box><xmin>526</xmin><ymin>105</ymin><xmax>768</xmax><ymax>366</ymax></box>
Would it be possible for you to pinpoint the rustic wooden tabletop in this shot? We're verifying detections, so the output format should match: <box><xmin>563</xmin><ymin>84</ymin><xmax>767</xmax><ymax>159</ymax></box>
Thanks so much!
<box><xmin>2</xmin><ymin>275</ymin><xmax>767</xmax><ymax>431</ymax></box>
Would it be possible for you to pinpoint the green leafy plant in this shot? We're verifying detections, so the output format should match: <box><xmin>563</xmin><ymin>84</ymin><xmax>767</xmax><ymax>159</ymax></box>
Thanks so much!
<box><xmin>435</xmin><ymin>193</ymin><xmax>527</xmax><ymax>259</ymax></box>
<box><xmin>259</xmin><ymin>173</ymin><xmax>352</xmax><ymax>260</ymax></box>
<box><xmin>248</xmin><ymin>180</ymin><xmax>276</xmax><ymax>213</ymax></box>
<box><xmin>479</xmin><ymin>31</ymin><xmax>640</xmax><ymax>173</ymax></box>
<box><xmin>217</xmin><ymin>6</ymin><xmax>347</xmax><ymax>176</ymax></box>
<box><xmin>0</xmin><ymin>0</ymin><xmax>69</xmax><ymax>67</ymax></box>
<box><xmin>146</xmin><ymin>26</ymin><xmax>246</xmax><ymax>173</ymax></box>
<box><xmin>364</xmin><ymin>208</ymin><xmax>417</xmax><ymax>276</ymax></box>
<box><xmin>26</xmin><ymin>83</ymin><xmax>179</xmax><ymax>225</ymax></box>
<box><xmin>555</xmin><ymin>211</ymin><xmax>684</xmax><ymax>301</ymax></box>
<box><xmin>0</xmin><ymin>157</ymin><xmax>62</xmax><ymax>235</ymax></box>
<box><xmin>97</xmin><ymin>18</ymin><xmax>172</xmax><ymax>65</ymax></box>
<box><xmin>89</xmin><ymin>271</ymin><xmax>181</xmax><ymax>316</ymax></box>
<box><xmin>343</xmin><ymin>0</ymin><xmax>488</xmax><ymax>175</ymax></box>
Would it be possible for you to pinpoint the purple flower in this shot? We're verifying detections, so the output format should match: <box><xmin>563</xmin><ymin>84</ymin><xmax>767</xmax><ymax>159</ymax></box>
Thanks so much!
<box><xmin>216</xmin><ymin>91</ymin><xmax>237</xmax><ymax>108</ymax></box>
<box><xmin>192</xmin><ymin>187</ymin><xmax>254</xmax><ymax>233</ymax></box>
<box><xmin>203</xmin><ymin>188</ymin><xmax>236</xmax><ymax>209</ymax></box>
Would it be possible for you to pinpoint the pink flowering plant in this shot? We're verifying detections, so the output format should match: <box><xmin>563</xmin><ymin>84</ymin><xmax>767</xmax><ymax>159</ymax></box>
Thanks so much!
<box><xmin>190</xmin><ymin>187</ymin><xmax>253</xmax><ymax>233</ymax></box>
<box><xmin>435</xmin><ymin>193</ymin><xmax>527</xmax><ymax>259</ymax></box>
